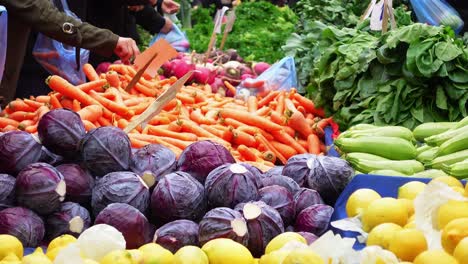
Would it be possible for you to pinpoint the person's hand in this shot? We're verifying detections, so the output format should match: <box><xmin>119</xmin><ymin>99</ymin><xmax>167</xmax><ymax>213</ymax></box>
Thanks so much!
<box><xmin>128</xmin><ymin>5</ymin><xmax>145</xmax><ymax>12</ymax></box>
<box><xmin>162</xmin><ymin>0</ymin><xmax>180</xmax><ymax>14</ymax></box>
<box><xmin>160</xmin><ymin>18</ymin><xmax>173</xmax><ymax>34</ymax></box>
<box><xmin>114</xmin><ymin>37</ymin><xmax>140</xmax><ymax>63</ymax></box>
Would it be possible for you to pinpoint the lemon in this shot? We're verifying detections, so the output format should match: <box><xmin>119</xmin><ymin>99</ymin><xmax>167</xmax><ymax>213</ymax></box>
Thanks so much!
<box><xmin>99</xmin><ymin>250</ymin><xmax>133</xmax><ymax>264</ymax></box>
<box><xmin>259</xmin><ymin>250</ymin><xmax>291</xmax><ymax>264</ymax></box>
<box><xmin>452</xmin><ymin>186</ymin><xmax>466</xmax><ymax>195</ymax></box>
<box><xmin>367</xmin><ymin>223</ymin><xmax>403</xmax><ymax>249</ymax></box>
<box><xmin>174</xmin><ymin>246</ymin><xmax>209</xmax><ymax>264</ymax></box>
<box><xmin>398</xmin><ymin>181</ymin><xmax>426</xmax><ymax>200</ymax></box>
<box><xmin>45</xmin><ymin>247</ymin><xmax>62</xmax><ymax>261</ymax></box>
<box><xmin>430</xmin><ymin>176</ymin><xmax>463</xmax><ymax>188</ymax></box>
<box><xmin>83</xmin><ymin>260</ymin><xmax>100</xmax><ymax>264</ymax></box>
<box><xmin>404</xmin><ymin>221</ymin><xmax>416</xmax><ymax>229</ymax></box>
<box><xmin>282</xmin><ymin>249</ymin><xmax>324</xmax><ymax>264</ymax></box>
<box><xmin>21</xmin><ymin>248</ymin><xmax>52</xmax><ymax>264</ymax></box>
<box><xmin>265</xmin><ymin>232</ymin><xmax>307</xmax><ymax>254</ymax></box>
<box><xmin>398</xmin><ymin>262</ymin><xmax>413</xmax><ymax>264</ymax></box>
<box><xmin>453</xmin><ymin>237</ymin><xmax>468</xmax><ymax>264</ymax></box>
<box><xmin>441</xmin><ymin>217</ymin><xmax>468</xmax><ymax>254</ymax></box>
<box><xmin>399</xmin><ymin>198</ymin><xmax>415</xmax><ymax>217</ymax></box>
<box><xmin>361</xmin><ymin>198</ymin><xmax>408</xmax><ymax>232</ymax></box>
<box><xmin>47</xmin><ymin>235</ymin><xmax>76</xmax><ymax>253</ymax></box>
<box><xmin>139</xmin><ymin>243</ymin><xmax>175</xmax><ymax>264</ymax></box>
<box><xmin>0</xmin><ymin>253</ymin><xmax>21</xmax><ymax>264</ymax></box>
<box><xmin>202</xmin><ymin>238</ymin><xmax>254</xmax><ymax>264</ymax></box>
<box><xmin>413</xmin><ymin>250</ymin><xmax>458</xmax><ymax>264</ymax></box>
<box><xmin>253</xmin><ymin>258</ymin><xmax>259</xmax><ymax>264</ymax></box>
<box><xmin>126</xmin><ymin>249</ymin><xmax>144</xmax><ymax>264</ymax></box>
<box><xmin>0</xmin><ymin>235</ymin><xmax>23</xmax><ymax>260</ymax></box>
<box><xmin>346</xmin><ymin>189</ymin><xmax>382</xmax><ymax>217</ymax></box>
<box><xmin>388</xmin><ymin>229</ymin><xmax>427</xmax><ymax>262</ymax></box>
<box><xmin>436</xmin><ymin>200</ymin><xmax>468</xmax><ymax>229</ymax></box>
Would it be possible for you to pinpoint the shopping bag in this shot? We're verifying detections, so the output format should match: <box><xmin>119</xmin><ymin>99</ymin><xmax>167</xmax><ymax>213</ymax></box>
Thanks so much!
<box><xmin>236</xmin><ymin>56</ymin><xmax>298</xmax><ymax>98</ymax></box>
<box><xmin>33</xmin><ymin>0</ymin><xmax>89</xmax><ymax>85</ymax></box>
<box><xmin>410</xmin><ymin>0</ymin><xmax>464</xmax><ymax>33</ymax></box>
<box><xmin>0</xmin><ymin>6</ymin><xmax>7</xmax><ymax>84</ymax></box>
<box><xmin>149</xmin><ymin>24</ymin><xmax>190</xmax><ymax>52</ymax></box>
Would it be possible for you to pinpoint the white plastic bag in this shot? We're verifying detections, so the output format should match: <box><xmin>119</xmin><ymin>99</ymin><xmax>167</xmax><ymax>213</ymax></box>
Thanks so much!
<box><xmin>0</xmin><ymin>6</ymin><xmax>7</xmax><ymax>83</ymax></box>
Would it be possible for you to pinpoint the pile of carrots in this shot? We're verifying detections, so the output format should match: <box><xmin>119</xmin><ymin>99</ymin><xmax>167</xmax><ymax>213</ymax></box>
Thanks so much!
<box><xmin>0</xmin><ymin>63</ymin><xmax>337</xmax><ymax>171</ymax></box>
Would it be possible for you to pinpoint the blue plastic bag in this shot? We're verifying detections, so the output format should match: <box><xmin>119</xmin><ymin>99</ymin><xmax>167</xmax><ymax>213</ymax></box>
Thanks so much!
<box><xmin>0</xmin><ymin>6</ymin><xmax>7</xmax><ymax>84</ymax></box>
<box><xmin>410</xmin><ymin>0</ymin><xmax>464</xmax><ymax>33</ymax></box>
<box><xmin>33</xmin><ymin>0</ymin><xmax>89</xmax><ymax>85</ymax></box>
<box><xmin>149</xmin><ymin>24</ymin><xmax>190</xmax><ymax>52</ymax></box>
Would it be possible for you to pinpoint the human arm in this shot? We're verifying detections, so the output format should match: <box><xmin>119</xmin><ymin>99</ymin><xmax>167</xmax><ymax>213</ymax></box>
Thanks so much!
<box><xmin>132</xmin><ymin>4</ymin><xmax>173</xmax><ymax>34</ymax></box>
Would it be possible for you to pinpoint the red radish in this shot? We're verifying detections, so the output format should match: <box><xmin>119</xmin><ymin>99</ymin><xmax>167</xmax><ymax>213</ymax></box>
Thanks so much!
<box><xmin>211</xmin><ymin>78</ymin><xmax>225</xmax><ymax>93</ymax></box>
<box><xmin>253</xmin><ymin>62</ymin><xmax>270</xmax><ymax>75</ymax></box>
<box><xmin>241</xmin><ymin>74</ymin><xmax>255</xmax><ymax>80</ymax></box>
<box><xmin>194</xmin><ymin>67</ymin><xmax>215</xmax><ymax>84</ymax></box>
<box><xmin>172</xmin><ymin>59</ymin><xmax>196</xmax><ymax>82</ymax></box>
<box><xmin>162</xmin><ymin>61</ymin><xmax>173</xmax><ymax>76</ymax></box>
<box><xmin>239</xmin><ymin>65</ymin><xmax>254</xmax><ymax>76</ymax></box>
<box><xmin>113</xmin><ymin>60</ymin><xmax>122</xmax><ymax>64</ymax></box>
<box><xmin>159</xmin><ymin>75</ymin><xmax>167</xmax><ymax>80</ymax></box>
<box><xmin>96</xmin><ymin>62</ymin><xmax>111</xmax><ymax>74</ymax></box>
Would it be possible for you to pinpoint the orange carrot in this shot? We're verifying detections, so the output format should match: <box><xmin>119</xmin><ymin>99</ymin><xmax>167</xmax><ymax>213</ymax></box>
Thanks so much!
<box><xmin>60</xmin><ymin>98</ymin><xmax>73</xmax><ymax>110</ymax></box>
<box><xmin>262</xmin><ymin>150</ymin><xmax>276</xmax><ymax>164</ymax></box>
<box><xmin>83</xmin><ymin>120</ymin><xmax>97</xmax><ymax>131</ymax></box>
<box><xmin>198</xmin><ymin>137</ymin><xmax>232</xmax><ymax>149</ymax></box>
<box><xmin>23</xmin><ymin>99</ymin><xmax>43</xmax><ymax>110</ymax></box>
<box><xmin>180</xmin><ymin>119</ymin><xmax>218</xmax><ymax>138</ymax></box>
<box><xmin>8</xmin><ymin>100</ymin><xmax>36</xmax><ymax>112</ymax></box>
<box><xmin>135</xmin><ymin>83</ymin><xmax>158</xmax><ymax>97</ymax></box>
<box><xmin>78</xmin><ymin>79</ymin><xmax>107</xmax><ymax>93</ymax></box>
<box><xmin>78</xmin><ymin>105</ymin><xmax>103</xmax><ymax>122</ymax></box>
<box><xmin>147</xmin><ymin>125</ymin><xmax>198</xmax><ymax>141</ymax></box>
<box><xmin>35</xmin><ymin>105</ymin><xmax>50</xmax><ymax>120</ymax></box>
<box><xmin>298</xmin><ymin>139</ymin><xmax>309</xmax><ymax>150</ymax></box>
<box><xmin>269</xmin><ymin>111</ymin><xmax>285</xmax><ymax>125</ymax></box>
<box><xmin>297</xmin><ymin>105</ymin><xmax>306</xmax><ymax>115</ymax></box>
<box><xmin>124</xmin><ymin>97</ymin><xmax>148</xmax><ymax>107</ymax></box>
<box><xmin>205</xmin><ymin>110</ymin><xmax>219</xmax><ymax>123</ymax></box>
<box><xmin>24</xmin><ymin>125</ymin><xmax>38</xmax><ymax>133</ymax></box>
<box><xmin>258</xmin><ymin>91</ymin><xmax>279</xmax><ymax>108</ymax></box>
<box><xmin>288</xmin><ymin>111</ymin><xmax>312</xmax><ymax>138</ymax></box>
<box><xmin>237</xmin><ymin>126</ymin><xmax>274</xmax><ymax>141</ymax></box>
<box><xmin>219</xmin><ymin>109</ymin><xmax>282</xmax><ymax>132</ymax></box>
<box><xmin>6</xmin><ymin>111</ymin><xmax>36</xmax><ymax>122</ymax></box>
<box><xmin>167</xmin><ymin>121</ymin><xmax>182</xmax><ymax>132</ymax></box>
<box><xmin>307</xmin><ymin>134</ymin><xmax>321</xmax><ymax>154</ymax></box>
<box><xmin>190</xmin><ymin>109</ymin><xmax>214</xmax><ymax>125</ymax></box>
<box><xmin>201</xmin><ymin>125</ymin><xmax>233</xmax><ymax>142</ymax></box>
<box><xmin>106</xmin><ymin>71</ymin><xmax>121</xmax><ymax>88</ymax></box>
<box><xmin>255</xmin><ymin>106</ymin><xmax>270</xmax><ymax>116</ymax></box>
<box><xmin>271</xmin><ymin>141</ymin><xmax>297</xmax><ymax>160</ymax></box>
<box><xmin>83</xmin><ymin>63</ymin><xmax>99</xmax><ymax>81</ymax></box>
<box><xmin>275</xmin><ymin>91</ymin><xmax>285</xmax><ymax>115</ymax></box>
<box><xmin>159</xmin><ymin>136</ymin><xmax>193</xmax><ymax>149</ymax></box>
<box><xmin>271</xmin><ymin>130</ymin><xmax>307</xmax><ymax>154</ymax></box>
<box><xmin>176</xmin><ymin>93</ymin><xmax>196</xmax><ymax>104</ymax></box>
<box><xmin>49</xmin><ymin>93</ymin><xmax>62</xmax><ymax>109</ymax></box>
<box><xmin>284</xmin><ymin>98</ymin><xmax>297</xmax><ymax>113</ymax></box>
<box><xmin>2</xmin><ymin>125</ymin><xmax>17</xmax><ymax>132</ymax></box>
<box><xmin>237</xmin><ymin>145</ymin><xmax>258</xmax><ymax>161</ymax></box>
<box><xmin>0</xmin><ymin>117</ymin><xmax>20</xmax><ymax>128</ymax></box>
<box><xmin>97</xmin><ymin>116</ymin><xmax>112</xmax><ymax>127</ymax></box>
<box><xmin>72</xmin><ymin>99</ymin><xmax>81</xmax><ymax>112</ymax></box>
<box><xmin>130</xmin><ymin>137</ymin><xmax>151</xmax><ymax>148</ymax></box>
<box><xmin>223</xmin><ymin>117</ymin><xmax>244</xmax><ymax>128</ymax></box>
<box><xmin>130</xmin><ymin>101</ymin><xmax>151</xmax><ymax>115</ymax></box>
<box><xmin>224</xmin><ymin>81</ymin><xmax>237</xmax><ymax>96</ymax></box>
<box><xmin>89</xmin><ymin>90</ymin><xmax>133</xmax><ymax>118</ymax></box>
<box><xmin>232</xmin><ymin>129</ymin><xmax>257</xmax><ymax>148</ymax></box>
<box><xmin>108</xmin><ymin>64</ymin><xmax>129</xmax><ymax>75</ymax></box>
<box><xmin>283</xmin><ymin>126</ymin><xmax>296</xmax><ymax>137</ymax></box>
<box><xmin>162</xmin><ymin>99</ymin><xmax>178</xmax><ymax>111</ymax></box>
<box><xmin>247</xmin><ymin>96</ymin><xmax>258</xmax><ymax>113</ymax></box>
<box><xmin>293</xmin><ymin>93</ymin><xmax>325</xmax><ymax>117</ymax></box>
<box><xmin>255</xmin><ymin>134</ymin><xmax>287</xmax><ymax>164</ymax></box>
<box><xmin>35</xmin><ymin>96</ymin><xmax>50</xmax><ymax>104</ymax></box>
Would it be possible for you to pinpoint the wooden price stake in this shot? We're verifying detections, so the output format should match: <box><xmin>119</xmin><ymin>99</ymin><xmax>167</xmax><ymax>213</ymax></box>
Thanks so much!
<box><xmin>204</xmin><ymin>6</ymin><xmax>230</xmax><ymax>62</ymax></box>
<box><xmin>361</xmin><ymin>0</ymin><xmax>396</xmax><ymax>33</ymax></box>
<box><xmin>219</xmin><ymin>0</ymin><xmax>240</xmax><ymax>50</ymax></box>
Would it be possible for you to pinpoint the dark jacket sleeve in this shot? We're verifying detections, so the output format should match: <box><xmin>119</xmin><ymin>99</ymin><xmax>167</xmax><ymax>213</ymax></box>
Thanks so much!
<box><xmin>1</xmin><ymin>0</ymin><xmax>120</xmax><ymax>57</ymax></box>
<box><xmin>118</xmin><ymin>0</ymin><xmax>150</xmax><ymax>6</ymax></box>
<box><xmin>132</xmin><ymin>5</ymin><xmax>166</xmax><ymax>34</ymax></box>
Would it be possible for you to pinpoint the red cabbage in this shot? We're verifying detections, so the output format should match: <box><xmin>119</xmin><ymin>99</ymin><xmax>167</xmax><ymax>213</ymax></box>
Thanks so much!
<box><xmin>239</xmin><ymin>163</ymin><xmax>264</xmax><ymax>188</ymax></box>
<box><xmin>38</xmin><ymin>109</ymin><xmax>85</xmax><ymax>159</ymax></box>
<box><xmin>258</xmin><ymin>185</ymin><xmax>295</xmax><ymax>226</ymax></box>
<box><xmin>39</xmin><ymin>147</ymin><xmax>64</xmax><ymax>166</ymax></box>
<box><xmin>16</xmin><ymin>163</ymin><xmax>66</xmax><ymax>215</ymax></box>
<box><xmin>153</xmin><ymin>220</ymin><xmax>199</xmax><ymax>253</ymax></box>
<box><xmin>0</xmin><ymin>174</ymin><xmax>15</xmax><ymax>211</ymax></box>
<box><xmin>199</xmin><ymin>207</ymin><xmax>249</xmax><ymax>246</ymax></box>
<box><xmin>261</xmin><ymin>175</ymin><xmax>301</xmax><ymax>195</ymax></box>
<box><xmin>46</xmin><ymin>202</ymin><xmax>91</xmax><ymax>239</ymax></box>
<box><xmin>80</xmin><ymin>126</ymin><xmax>132</xmax><ymax>177</ymax></box>
<box><xmin>294</xmin><ymin>188</ymin><xmax>324</xmax><ymax>217</ymax></box>
<box><xmin>177</xmin><ymin>141</ymin><xmax>235</xmax><ymax>183</ymax></box>
<box><xmin>95</xmin><ymin>203</ymin><xmax>153</xmax><ymax>249</ymax></box>
<box><xmin>263</xmin><ymin>166</ymin><xmax>284</xmax><ymax>178</ymax></box>
<box><xmin>0</xmin><ymin>207</ymin><xmax>45</xmax><ymax>247</ymax></box>
<box><xmin>56</xmin><ymin>164</ymin><xmax>94</xmax><ymax>205</ymax></box>
<box><xmin>0</xmin><ymin>131</ymin><xmax>43</xmax><ymax>175</ymax></box>
<box><xmin>150</xmin><ymin>171</ymin><xmax>206</xmax><ymax>224</ymax></box>
<box><xmin>205</xmin><ymin>163</ymin><xmax>259</xmax><ymax>208</ymax></box>
<box><xmin>92</xmin><ymin>171</ymin><xmax>150</xmax><ymax>216</ymax></box>
<box><xmin>297</xmin><ymin>232</ymin><xmax>319</xmax><ymax>245</ymax></box>
<box><xmin>294</xmin><ymin>204</ymin><xmax>334</xmax><ymax>236</ymax></box>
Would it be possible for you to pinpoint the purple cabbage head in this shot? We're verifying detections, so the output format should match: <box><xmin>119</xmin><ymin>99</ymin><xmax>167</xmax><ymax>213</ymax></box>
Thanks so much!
<box><xmin>92</xmin><ymin>171</ymin><xmax>150</xmax><ymax>216</ymax></box>
<box><xmin>38</xmin><ymin>109</ymin><xmax>86</xmax><ymax>159</ymax></box>
<box><xmin>261</xmin><ymin>175</ymin><xmax>301</xmax><ymax>195</ymax></box>
<box><xmin>0</xmin><ymin>131</ymin><xmax>43</xmax><ymax>175</ymax></box>
<box><xmin>239</xmin><ymin>163</ymin><xmax>263</xmax><ymax>188</ymax></box>
<box><xmin>205</xmin><ymin>163</ymin><xmax>259</xmax><ymax>208</ymax></box>
<box><xmin>258</xmin><ymin>185</ymin><xmax>295</xmax><ymax>226</ymax></box>
<box><xmin>95</xmin><ymin>203</ymin><xmax>154</xmax><ymax>249</ymax></box>
<box><xmin>39</xmin><ymin>147</ymin><xmax>64</xmax><ymax>166</ymax></box>
<box><xmin>46</xmin><ymin>202</ymin><xmax>91</xmax><ymax>239</ymax></box>
<box><xmin>153</xmin><ymin>220</ymin><xmax>199</xmax><ymax>253</ymax></box>
<box><xmin>177</xmin><ymin>141</ymin><xmax>235</xmax><ymax>183</ymax></box>
<box><xmin>56</xmin><ymin>164</ymin><xmax>94</xmax><ymax>205</ymax></box>
<box><xmin>294</xmin><ymin>188</ymin><xmax>324</xmax><ymax>217</ymax></box>
<box><xmin>263</xmin><ymin>166</ymin><xmax>284</xmax><ymax>178</ymax></box>
<box><xmin>80</xmin><ymin>126</ymin><xmax>132</xmax><ymax>177</ymax></box>
<box><xmin>0</xmin><ymin>174</ymin><xmax>16</xmax><ymax>211</ymax></box>
<box><xmin>297</xmin><ymin>232</ymin><xmax>319</xmax><ymax>245</ymax></box>
<box><xmin>294</xmin><ymin>204</ymin><xmax>334</xmax><ymax>236</ymax></box>
<box><xmin>131</xmin><ymin>144</ymin><xmax>177</xmax><ymax>188</ymax></box>
<box><xmin>0</xmin><ymin>207</ymin><xmax>45</xmax><ymax>247</ymax></box>
<box><xmin>16</xmin><ymin>163</ymin><xmax>66</xmax><ymax>215</ymax></box>
<box><xmin>199</xmin><ymin>207</ymin><xmax>249</xmax><ymax>246</ymax></box>
<box><xmin>283</xmin><ymin>154</ymin><xmax>353</xmax><ymax>204</ymax></box>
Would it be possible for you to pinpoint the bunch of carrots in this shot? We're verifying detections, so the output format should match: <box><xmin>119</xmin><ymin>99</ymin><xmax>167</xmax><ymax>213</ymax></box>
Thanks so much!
<box><xmin>0</xmin><ymin>63</ymin><xmax>337</xmax><ymax>171</ymax></box>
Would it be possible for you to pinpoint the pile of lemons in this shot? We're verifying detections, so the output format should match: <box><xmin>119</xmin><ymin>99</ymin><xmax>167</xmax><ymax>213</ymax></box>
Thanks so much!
<box><xmin>346</xmin><ymin>175</ymin><xmax>468</xmax><ymax>264</ymax></box>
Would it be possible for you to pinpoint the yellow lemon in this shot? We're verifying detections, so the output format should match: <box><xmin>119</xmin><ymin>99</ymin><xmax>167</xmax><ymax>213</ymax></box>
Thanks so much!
<box><xmin>404</xmin><ymin>221</ymin><xmax>416</xmax><ymax>229</ymax></box>
<box><xmin>174</xmin><ymin>246</ymin><xmax>209</xmax><ymax>264</ymax></box>
<box><xmin>45</xmin><ymin>247</ymin><xmax>63</xmax><ymax>261</ymax></box>
<box><xmin>126</xmin><ymin>249</ymin><xmax>143</xmax><ymax>264</ymax></box>
<box><xmin>47</xmin><ymin>235</ymin><xmax>76</xmax><ymax>253</ymax></box>
<box><xmin>83</xmin><ymin>260</ymin><xmax>99</xmax><ymax>264</ymax></box>
<box><xmin>361</xmin><ymin>198</ymin><xmax>408</xmax><ymax>232</ymax></box>
<box><xmin>452</xmin><ymin>186</ymin><xmax>466</xmax><ymax>195</ymax></box>
<box><xmin>138</xmin><ymin>243</ymin><xmax>174</xmax><ymax>264</ymax></box>
<box><xmin>265</xmin><ymin>232</ymin><xmax>307</xmax><ymax>254</ymax></box>
<box><xmin>398</xmin><ymin>181</ymin><xmax>426</xmax><ymax>200</ymax></box>
<box><xmin>388</xmin><ymin>229</ymin><xmax>427</xmax><ymax>262</ymax></box>
<box><xmin>436</xmin><ymin>200</ymin><xmax>468</xmax><ymax>229</ymax></box>
<box><xmin>282</xmin><ymin>249</ymin><xmax>324</xmax><ymax>264</ymax></box>
<box><xmin>453</xmin><ymin>237</ymin><xmax>468</xmax><ymax>264</ymax></box>
<box><xmin>99</xmin><ymin>250</ymin><xmax>133</xmax><ymax>264</ymax></box>
<box><xmin>259</xmin><ymin>250</ymin><xmax>290</xmax><ymax>264</ymax></box>
<box><xmin>367</xmin><ymin>223</ymin><xmax>403</xmax><ymax>249</ymax></box>
<box><xmin>399</xmin><ymin>262</ymin><xmax>413</xmax><ymax>264</ymax></box>
<box><xmin>0</xmin><ymin>235</ymin><xmax>23</xmax><ymax>260</ymax></box>
<box><xmin>202</xmin><ymin>238</ymin><xmax>254</xmax><ymax>264</ymax></box>
<box><xmin>253</xmin><ymin>258</ymin><xmax>259</xmax><ymax>264</ymax></box>
<box><xmin>441</xmin><ymin>217</ymin><xmax>468</xmax><ymax>254</ymax></box>
<box><xmin>399</xmin><ymin>198</ymin><xmax>415</xmax><ymax>217</ymax></box>
<box><xmin>0</xmin><ymin>253</ymin><xmax>21</xmax><ymax>264</ymax></box>
<box><xmin>21</xmin><ymin>248</ymin><xmax>52</xmax><ymax>264</ymax></box>
<box><xmin>430</xmin><ymin>176</ymin><xmax>463</xmax><ymax>188</ymax></box>
<box><xmin>346</xmin><ymin>189</ymin><xmax>382</xmax><ymax>217</ymax></box>
<box><xmin>413</xmin><ymin>250</ymin><xmax>458</xmax><ymax>264</ymax></box>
